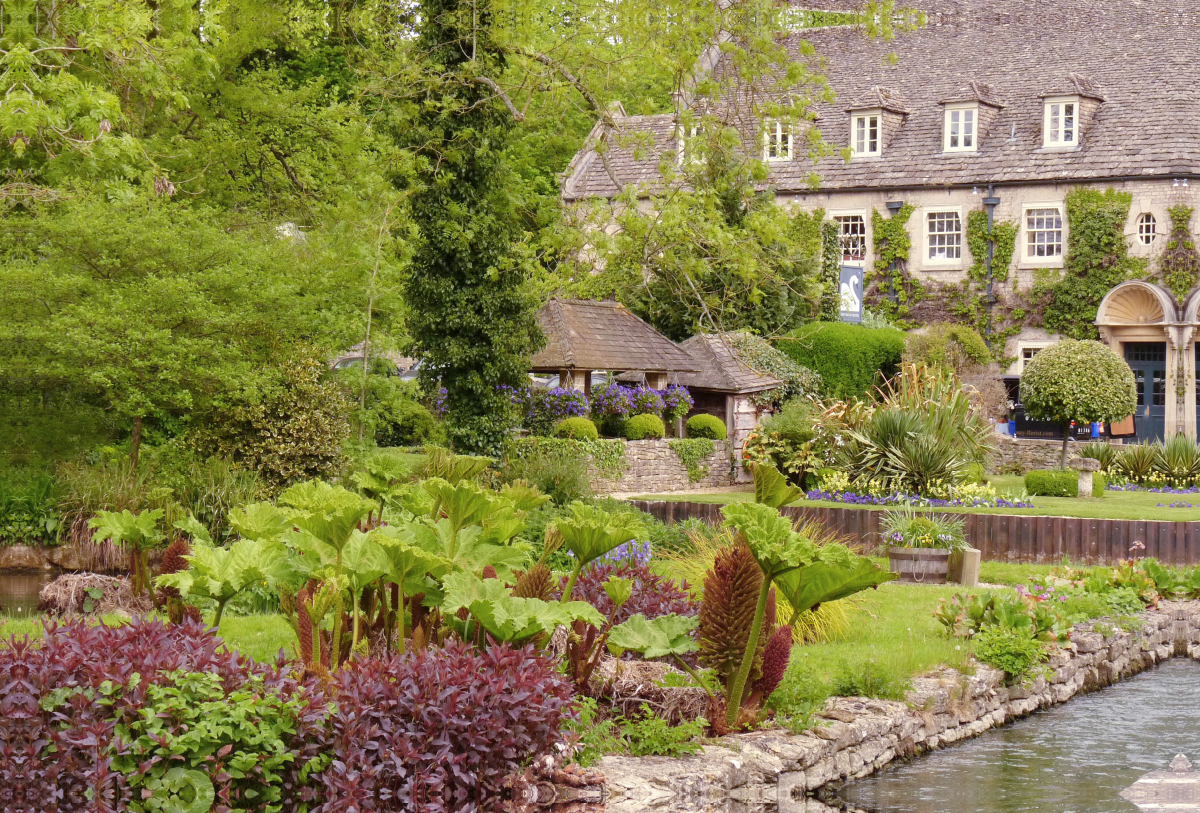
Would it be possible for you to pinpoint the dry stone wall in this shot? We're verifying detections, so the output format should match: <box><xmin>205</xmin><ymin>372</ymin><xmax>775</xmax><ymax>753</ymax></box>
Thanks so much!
<box><xmin>601</xmin><ymin>601</ymin><xmax>1200</xmax><ymax>812</ymax></box>
<box><xmin>590</xmin><ymin>439</ymin><xmax>733</xmax><ymax>495</ymax></box>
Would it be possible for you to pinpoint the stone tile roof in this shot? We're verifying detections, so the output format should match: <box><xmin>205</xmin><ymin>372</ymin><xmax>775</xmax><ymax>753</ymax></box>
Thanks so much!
<box><xmin>531</xmin><ymin>298</ymin><xmax>699</xmax><ymax>372</ymax></box>
<box><xmin>563</xmin><ymin>0</ymin><xmax>1199</xmax><ymax>199</ymax></box>
<box><xmin>673</xmin><ymin>334</ymin><xmax>784</xmax><ymax>393</ymax></box>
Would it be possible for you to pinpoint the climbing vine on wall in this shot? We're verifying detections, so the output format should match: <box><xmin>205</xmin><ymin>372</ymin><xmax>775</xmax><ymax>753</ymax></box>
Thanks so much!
<box><xmin>1040</xmin><ymin>188</ymin><xmax>1146</xmax><ymax>341</ymax></box>
<box><xmin>818</xmin><ymin>219</ymin><xmax>841</xmax><ymax>321</ymax></box>
<box><xmin>865</xmin><ymin>204</ymin><xmax>924</xmax><ymax>327</ymax></box>
<box><xmin>939</xmin><ymin>209</ymin><xmax>1025</xmax><ymax>359</ymax></box>
<box><xmin>965</xmin><ymin>210</ymin><xmax>1018</xmax><ymax>284</ymax></box>
<box><xmin>1159</xmin><ymin>205</ymin><xmax>1200</xmax><ymax>302</ymax></box>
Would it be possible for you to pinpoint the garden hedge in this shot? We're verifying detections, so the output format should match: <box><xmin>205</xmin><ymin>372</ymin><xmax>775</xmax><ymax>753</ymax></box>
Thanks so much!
<box><xmin>686</xmin><ymin>413</ymin><xmax>727</xmax><ymax>440</ymax></box>
<box><xmin>1024</xmin><ymin>469</ymin><xmax>1107</xmax><ymax>498</ymax></box>
<box><xmin>778</xmin><ymin>323</ymin><xmax>906</xmax><ymax>399</ymax></box>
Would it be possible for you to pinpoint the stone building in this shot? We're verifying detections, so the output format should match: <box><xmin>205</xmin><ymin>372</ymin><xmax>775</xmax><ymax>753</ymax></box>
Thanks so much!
<box><xmin>562</xmin><ymin>0</ymin><xmax>1200</xmax><ymax>441</ymax></box>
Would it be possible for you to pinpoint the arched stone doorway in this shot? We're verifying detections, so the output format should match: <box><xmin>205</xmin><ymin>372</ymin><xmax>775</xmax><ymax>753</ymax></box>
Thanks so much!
<box><xmin>1095</xmin><ymin>281</ymin><xmax>1196</xmax><ymax>439</ymax></box>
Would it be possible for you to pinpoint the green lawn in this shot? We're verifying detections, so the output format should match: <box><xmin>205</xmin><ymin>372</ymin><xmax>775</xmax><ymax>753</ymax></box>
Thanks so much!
<box><xmin>632</xmin><ymin>474</ymin><xmax>1200</xmax><ymax>521</ymax></box>
<box><xmin>0</xmin><ymin>612</ymin><xmax>297</xmax><ymax>663</ymax></box>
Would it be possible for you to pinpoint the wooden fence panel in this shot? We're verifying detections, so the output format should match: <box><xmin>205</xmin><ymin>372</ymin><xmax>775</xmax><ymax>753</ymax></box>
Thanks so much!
<box><xmin>630</xmin><ymin>501</ymin><xmax>1200</xmax><ymax>566</ymax></box>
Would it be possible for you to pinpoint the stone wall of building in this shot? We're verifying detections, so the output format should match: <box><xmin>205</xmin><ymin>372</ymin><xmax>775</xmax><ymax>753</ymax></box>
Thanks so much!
<box><xmin>590</xmin><ymin>439</ymin><xmax>733</xmax><ymax>495</ymax></box>
<box><xmin>778</xmin><ymin>177</ymin><xmax>1188</xmax><ymax>364</ymax></box>
<box><xmin>601</xmin><ymin>602</ymin><xmax>1200</xmax><ymax>812</ymax></box>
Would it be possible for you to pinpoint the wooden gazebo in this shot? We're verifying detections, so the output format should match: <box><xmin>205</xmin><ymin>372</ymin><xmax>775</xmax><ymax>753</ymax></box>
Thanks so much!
<box><xmin>530</xmin><ymin>299</ymin><xmax>699</xmax><ymax>396</ymax></box>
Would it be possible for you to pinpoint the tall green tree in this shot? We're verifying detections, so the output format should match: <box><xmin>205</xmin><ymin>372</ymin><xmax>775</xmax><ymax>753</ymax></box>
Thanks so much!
<box><xmin>401</xmin><ymin>0</ymin><xmax>544</xmax><ymax>455</ymax></box>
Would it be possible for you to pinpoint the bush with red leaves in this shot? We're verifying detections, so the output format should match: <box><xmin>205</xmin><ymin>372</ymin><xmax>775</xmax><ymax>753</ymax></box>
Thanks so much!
<box><xmin>0</xmin><ymin>617</ymin><xmax>327</xmax><ymax>813</ymax></box>
<box><xmin>0</xmin><ymin>620</ymin><xmax>574</xmax><ymax>813</ymax></box>
<box><xmin>319</xmin><ymin>640</ymin><xmax>574</xmax><ymax>813</ymax></box>
<box><xmin>560</xmin><ymin>559</ymin><xmax>697</xmax><ymax>625</ymax></box>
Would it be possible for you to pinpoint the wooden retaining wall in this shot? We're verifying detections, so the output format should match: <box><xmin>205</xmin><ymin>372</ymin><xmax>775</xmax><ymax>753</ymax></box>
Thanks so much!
<box><xmin>628</xmin><ymin>501</ymin><xmax>1200</xmax><ymax>566</ymax></box>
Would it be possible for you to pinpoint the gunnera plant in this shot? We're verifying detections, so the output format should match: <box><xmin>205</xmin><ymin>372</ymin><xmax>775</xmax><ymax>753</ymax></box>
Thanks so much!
<box><xmin>698</xmin><ymin>542</ymin><xmax>769</xmax><ymax>693</ymax></box>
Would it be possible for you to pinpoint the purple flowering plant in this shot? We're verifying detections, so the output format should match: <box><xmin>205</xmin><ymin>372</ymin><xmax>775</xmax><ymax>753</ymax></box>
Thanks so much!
<box><xmin>806</xmin><ymin>488</ymin><xmax>1034</xmax><ymax>509</ymax></box>
<box><xmin>591</xmin><ymin>383</ymin><xmax>634</xmax><ymax>417</ymax></box>
<box><xmin>629</xmin><ymin>386</ymin><xmax>666</xmax><ymax>416</ymax></box>
<box><xmin>661</xmin><ymin>385</ymin><xmax>694</xmax><ymax>421</ymax></box>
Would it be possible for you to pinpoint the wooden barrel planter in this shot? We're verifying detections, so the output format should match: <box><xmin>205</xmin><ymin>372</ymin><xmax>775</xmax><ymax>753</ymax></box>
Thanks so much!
<box><xmin>888</xmin><ymin>547</ymin><xmax>951</xmax><ymax>583</ymax></box>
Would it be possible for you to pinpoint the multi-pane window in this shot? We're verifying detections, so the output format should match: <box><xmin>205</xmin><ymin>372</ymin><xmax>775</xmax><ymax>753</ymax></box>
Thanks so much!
<box><xmin>927</xmin><ymin>211</ymin><xmax>962</xmax><ymax>260</ymax></box>
<box><xmin>835</xmin><ymin>215</ymin><xmax>867</xmax><ymax>262</ymax></box>
<box><xmin>763</xmin><ymin>120</ymin><xmax>792</xmax><ymax>161</ymax></box>
<box><xmin>944</xmin><ymin>107</ymin><xmax>976</xmax><ymax>152</ymax></box>
<box><xmin>1138</xmin><ymin>213</ymin><xmax>1157</xmax><ymax>245</ymax></box>
<box><xmin>1044</xmin><ymin>99</ymin><xmax>1078</xmax><ymax>147</ymax></box>
<box><xmin>1026</xmin><ymin>207</ymin><xmax>1064</xmax><ymax>258</ymax></box>
<box><xmin>851</xmin><ymin>114</ymin><xmax>880</xmax><ymax>157</ymax></box>
<box><xmin>1019</xmin><ymin>345</ymin><xmax>1046</xmax><ymax>373</ymax></box>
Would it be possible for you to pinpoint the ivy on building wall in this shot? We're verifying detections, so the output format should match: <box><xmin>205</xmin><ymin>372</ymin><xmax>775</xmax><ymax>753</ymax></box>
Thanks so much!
<box><xmin>865</xmin><ymin>203</ymin><xmax>924</xmax><ymax>326</ymax></box>
<box><xmin>938</xmin><ymin>208</ymin><xmax>1025</xmax><ymax>359</ymax></box>
<box><xmin>1159</xmin><ymin>205</ymin><xmax>1200</xmax><ymax>302</ymax></box>
<box><xmin>818</xmin><ymin>219</ymin><xmax>841</xmax><ymax>320</ymax></box>
<box><xmin>1040</xmin><ymin>188</ymin><xmax>1146</xmax><ymax>340</ymax></box>
<box><xmin>965</xmin><ymin>210</ymin><xmax>1018</xmax><ymax>285</ymax></box>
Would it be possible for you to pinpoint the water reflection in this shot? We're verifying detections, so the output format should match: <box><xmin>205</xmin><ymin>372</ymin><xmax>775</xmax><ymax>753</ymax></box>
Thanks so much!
<box><xmin>0</xmin><ymin>569</ymin><xmax>56</xmax><ymax>617</ymax></box>
<box><xmin>835</xmin><ymin>659</ymin><xmax>1200</xmax><ymax>813</ymax></box>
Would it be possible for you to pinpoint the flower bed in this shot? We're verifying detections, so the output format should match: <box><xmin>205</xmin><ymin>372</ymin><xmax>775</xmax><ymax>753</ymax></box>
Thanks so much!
<box><xmin>805</xmin><ymin>488</ymin><xmax>1034</xmax><ymax>509</ymax></box>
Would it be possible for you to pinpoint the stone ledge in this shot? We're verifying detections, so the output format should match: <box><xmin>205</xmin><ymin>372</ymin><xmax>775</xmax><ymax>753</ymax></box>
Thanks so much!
<box><xmin>600</xmin><ymin>601</ymin><xmax>1200</xmax><ymax>812</ymax></box>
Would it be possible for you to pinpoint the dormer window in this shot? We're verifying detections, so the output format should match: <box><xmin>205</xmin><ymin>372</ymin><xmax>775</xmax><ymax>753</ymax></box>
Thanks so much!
<box><xmin>1043</xmin><ymin>97</ymin><xmax>1079</xmax><ymax>148</ymax></box>
<box><xmin>943</xmin><ymin>104</ymin><xmax>977</xmax><ymax>152</ymax></box>
<box><xmin>763</xmin><ymin>120</ymin><xmax>792</xmax><ymax>161</ymax></box>
<box><xmin>851</xmin><ymin>111</ymin><xmax>881</xmax><ymax>157</ymax></box>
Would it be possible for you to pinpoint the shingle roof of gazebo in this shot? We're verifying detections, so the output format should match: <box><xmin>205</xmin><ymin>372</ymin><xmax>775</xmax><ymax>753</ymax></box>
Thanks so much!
<box><xmin>531</xmin><ymin>298</ymin><xmax>699</xmax><ymax>373</ymax></box>
<box><xmin>673</xmin><ymin>334</ymin><xmax>784</xmax><ymax>394</ymax></box>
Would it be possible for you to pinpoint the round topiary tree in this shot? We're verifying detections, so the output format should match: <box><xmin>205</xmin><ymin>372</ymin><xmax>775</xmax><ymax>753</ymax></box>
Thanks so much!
<box><xmin>1019</xmin><ymin>339</ymin><xmax>1137</xmax><ymax>469</ymax></box>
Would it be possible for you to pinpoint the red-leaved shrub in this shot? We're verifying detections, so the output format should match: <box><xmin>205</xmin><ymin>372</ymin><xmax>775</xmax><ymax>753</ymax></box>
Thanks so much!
<box><xmin>318</xmin><ymin>640</ymin><xmax>574</xmax><ymax>812</ymax></box>
<box><xmin>561</xmin><ymin>559</ymin><xmax>697</xmax><ymax>625</ymax></box>
<box><xmin>0</xmin><ymin>617</ymin><xmax>327</xmax><ymax>813</ymax></box>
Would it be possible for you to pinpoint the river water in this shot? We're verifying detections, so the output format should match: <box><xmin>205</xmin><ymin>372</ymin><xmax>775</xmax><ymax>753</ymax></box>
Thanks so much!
<box><xmin>0</xmin><ymin>569</ymin><xmax>56</xmax><ymax>617</ymax></box>
<box><xmin>835</xmin><ymin>658</ymin><xmax>1200</xmax><ymax>813</ymax></box>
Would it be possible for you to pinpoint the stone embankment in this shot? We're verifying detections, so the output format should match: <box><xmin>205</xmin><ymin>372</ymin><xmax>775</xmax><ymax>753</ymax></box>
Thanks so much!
<box><xmin>601</xmin><ymin>601</ymin><xmax>1200</xmax><ymax>812</ymax></box>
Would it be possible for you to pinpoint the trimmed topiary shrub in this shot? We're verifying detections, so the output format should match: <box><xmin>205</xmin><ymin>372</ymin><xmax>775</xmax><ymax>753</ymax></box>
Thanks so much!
<box><xmin>1025</xmin><ymin>469</ymin><xmax>1077</xmax><ymax>497</ymax></box>
<box><xmin>625</xmin><ymin>414</ymin><xmax>666</xmax><ymax>440</ymax></box>
<box><xmin>552</xmin><ymin>416</ymin><xmax>599</xmax><ymax>441</ymax></box>
<box><xmin>1020</xmin><ymin>339</ymin><xmax>1137</xmax><ymax>468</ymax></box>
<box><xmin>687</xmin><ymin>413</ymin><xmax>727</xmax><ymax>440</ymax></box>
<box><xmin>778</xmin><ymin>323</ymin><xmax>906</xmax><ymax>399</ymax></box>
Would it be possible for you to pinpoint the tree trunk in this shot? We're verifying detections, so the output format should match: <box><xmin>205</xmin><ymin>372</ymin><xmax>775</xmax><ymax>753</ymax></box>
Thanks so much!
<box><xmin>1060</xmin><ymin>425</ymin><xmax>1070</xmax><ymax>469</ymax></box>
<box><xmin>130</xmin><ymin>415</ymin><xmax>143</xmax><ymax>472</ymax></box>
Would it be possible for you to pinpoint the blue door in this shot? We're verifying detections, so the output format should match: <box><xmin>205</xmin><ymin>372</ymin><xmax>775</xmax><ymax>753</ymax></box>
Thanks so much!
<box><xmin>1126</xmin><ymin>342</ymin><xmax>1165</xmax><ymax>441</ymax></box>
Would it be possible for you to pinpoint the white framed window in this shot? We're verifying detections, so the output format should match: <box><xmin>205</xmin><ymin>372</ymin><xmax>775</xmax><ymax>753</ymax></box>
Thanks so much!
<box><xmin>833</xmin><ymin>214</ymin><xmax>867</xmax><ymax>262</ymax></box>
<box><xmin>926</xmin><ymin>209</ymin><xmax>963</xmax><ymax>262</ymax></box>
<box><xmin>1017</xmin><ymin>342</ymin><xmax>1052</xmax><ymax>374</ymax></box>
<box><xmin>943</xmin><ymin>105</ymin><xmax>977</xmax><ymax>152</ymax></box>
<box><xmin>1138</xmin><ymin>213</ymin><xmax>1157</xmax><ymax>245</ymax></box>
<box><xmin>763</xmin><ymin>120</ymin><xmax>792</xmax><ymax>161</ymax></box>
<box><xmin>850</xmin><ymin>111</ymin><xmax>881</xmax><ymax>157</ymax></box>
<box><xmin>1043</xmin><ymin>97</ymin><xmax>1079</xmax><ymax>148</ymax></box>
<box><xmin>1024</xmin><ymin>205</ymin><xmax>1064</xmax><ymax>260</ymax></box>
